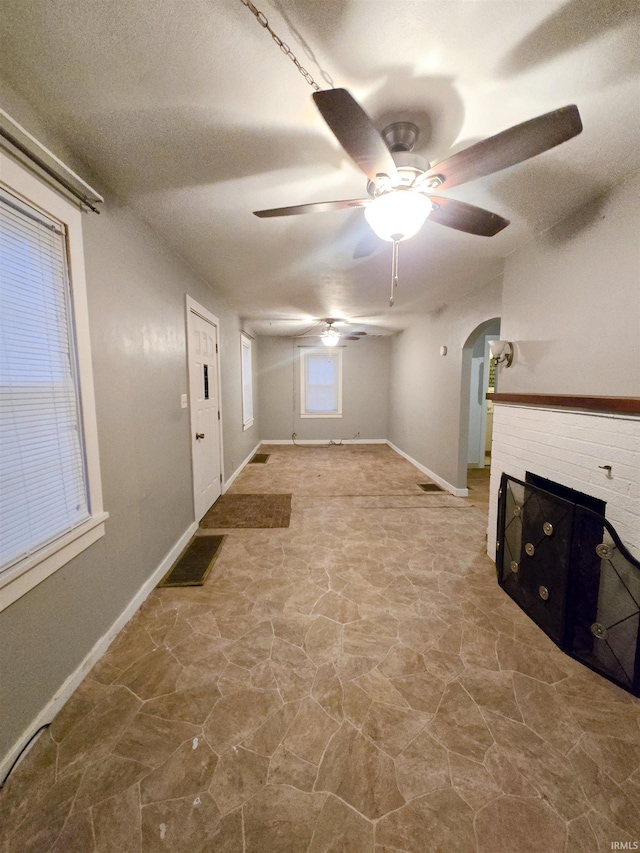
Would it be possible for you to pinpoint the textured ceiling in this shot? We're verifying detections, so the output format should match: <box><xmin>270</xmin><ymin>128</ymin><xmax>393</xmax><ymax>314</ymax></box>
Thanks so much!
<box><xmin>0</xmin><ymin>0</ymin><xmax>638</xmax><ymax>336</ymax></box>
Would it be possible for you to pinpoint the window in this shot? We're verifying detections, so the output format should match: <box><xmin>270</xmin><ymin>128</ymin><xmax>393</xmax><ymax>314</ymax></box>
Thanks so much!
<box><xmin>0</xmin><ymin>151</ymin><xmax>106</xmax><ymax>611</ymax></box>
<box><xmin>300</xmin><ymin>348</ymin><xmax>342</xmax><ymax>418</ymax></box>
<box><xmin>241</xmin><ymin>332</ymin><xmax>253</xmax><ymax>430</ymax></box>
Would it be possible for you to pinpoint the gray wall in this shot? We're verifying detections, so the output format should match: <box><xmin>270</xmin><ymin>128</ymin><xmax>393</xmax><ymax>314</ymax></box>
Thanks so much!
<box><xmin>258</xmin><ymin>336</ymin><xmax>390</xmax><ymax>441</ymax></box>
<box><xmin>0</xmin><ymin>83</ymin><xmax>259</xmax><ymax>759</ymax></box>
<box><xmin>388</xmin><ymin>279</ymin><xmax>503</xmax><ymax>489</ymax></box>
<box><xmin>499</xmin><ymin>171</ymin><xmax>640</xmax><ymax>396</ymax></box>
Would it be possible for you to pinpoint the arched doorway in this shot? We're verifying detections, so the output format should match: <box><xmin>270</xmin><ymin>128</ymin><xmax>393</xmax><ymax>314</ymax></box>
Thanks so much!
<box><xmin>457</xmin><ymin>317</ymin><xmax>501</xmax><ymax>495</ymax></box>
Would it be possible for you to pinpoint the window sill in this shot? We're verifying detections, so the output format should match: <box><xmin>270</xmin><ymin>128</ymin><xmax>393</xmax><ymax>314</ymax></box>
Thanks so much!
<box><xmin>300</xmin><ymin>413</ymin><xmax>343</xmax><ymax>419</ymax></box>
<box><xmin>0</xmin><ymin>511</ymin><xmax>109</xmax><ymax>612</ymax></box>
<box><xmin>242</xmin><ymin>418</ymin><xmax>254</xmax><ymax>431</ymax></box>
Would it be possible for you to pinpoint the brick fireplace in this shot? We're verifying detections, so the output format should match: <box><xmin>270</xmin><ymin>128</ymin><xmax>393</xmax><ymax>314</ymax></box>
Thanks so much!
<box><xmin>487</xmin><ymin>395</ymin><xmax>640</xmax><ymax>562</ymax></box>
<box><xmin>487</xmin><ymin>394</ymin><xmax>640</xmax><ymax>695</ymax></box>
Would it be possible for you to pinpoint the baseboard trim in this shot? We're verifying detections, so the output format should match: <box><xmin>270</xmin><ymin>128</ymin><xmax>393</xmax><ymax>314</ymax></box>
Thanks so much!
<box><xmin>223</xmin><ymin>442</ymin><xmax>262</xmax><ymax>493</ymax></box>
<box><xmin>386</xmin><ymin>441</ymin><xmax>468</xmax><ymax>497</ymax></box>
<box><xmin>261</xmin><ymin>438</ymin><xmax>388</xmax><ymax>445</ymax></box>
<box><xmin>0</xmin><ymin>520</ymin><xmax>198</xmax><ymax>784</ymax></box>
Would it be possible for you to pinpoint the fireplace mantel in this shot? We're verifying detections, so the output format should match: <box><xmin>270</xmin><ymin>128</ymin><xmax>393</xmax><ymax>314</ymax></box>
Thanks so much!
<box><xmin>487</xmin><ymin>393</ymin><xmax>640</xmax><ymax>415</ymax></box>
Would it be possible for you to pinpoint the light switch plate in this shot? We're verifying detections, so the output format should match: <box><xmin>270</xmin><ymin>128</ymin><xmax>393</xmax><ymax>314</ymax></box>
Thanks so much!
<box><xmin>181</xmin><ymin>394</ymin><xmax>188</xmax><ymax>409</ymax></box>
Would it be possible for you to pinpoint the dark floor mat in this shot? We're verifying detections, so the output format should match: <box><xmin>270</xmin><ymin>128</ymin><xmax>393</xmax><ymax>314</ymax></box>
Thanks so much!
<box><xmin>158</xmin><ymin>535</ymin><xmax>225</xmax><ymax>587</ymax></box>
<box><xmin>200</xmin><ymin>493</ymin><xmax>292</xmax><ymax>529</ymax></box>
<box><xmin>418</xmin><ymin>483</ymin><xmax>444</xmax><ymax>492</ymax></box>
<box><xmin>250</xmin><ymin>453</ymin><xmax>270</xmax><ymax>463</ymax></box>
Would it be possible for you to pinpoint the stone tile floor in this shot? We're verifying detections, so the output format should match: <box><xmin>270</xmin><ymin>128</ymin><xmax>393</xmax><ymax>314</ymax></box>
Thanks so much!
<box><xmin>1</xmin><ymin>444</ymin><xmax>639</xmax><ymax>852</ymax></box>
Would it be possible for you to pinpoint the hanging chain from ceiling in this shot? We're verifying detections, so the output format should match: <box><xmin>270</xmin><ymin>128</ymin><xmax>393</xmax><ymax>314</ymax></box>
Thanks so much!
<box><xmin>239</xmin><ymin>0</ymin><xmax>324</xmax><ymax>91</ymax></box>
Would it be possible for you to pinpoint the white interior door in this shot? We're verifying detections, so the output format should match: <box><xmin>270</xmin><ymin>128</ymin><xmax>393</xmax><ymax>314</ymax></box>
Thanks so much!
<box><xmin>187</xmin><ymin>300</ymin><xmax>222</xmax><ymax>520</ymax></box>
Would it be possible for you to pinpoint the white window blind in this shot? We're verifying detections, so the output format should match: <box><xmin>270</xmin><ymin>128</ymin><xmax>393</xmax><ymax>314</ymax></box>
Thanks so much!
<box><xmin>0</xmin><ymin>189</ymin><xmax>89</xmax><ymax>571</ymax></box>
<box><xmin>300</xmin><ymin>349</ymin><xmax>342</xmax><ymax>417</ymax></box>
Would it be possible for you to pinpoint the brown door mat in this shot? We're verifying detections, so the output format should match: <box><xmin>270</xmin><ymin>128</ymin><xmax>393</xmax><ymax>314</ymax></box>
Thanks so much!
<box><xmin>250</xmin><ymin>453</ymin><xmax>270</xmax><ymax>463</ymax></box>
<box><xmin>158</xmin><ymin>535</ymin><xmax>226</xmax><ymax>587</ymax></box>
<box><xmin>200</xmin><ymin>493</ymin><xmax>292</xmax><ymax>529</ymax></box>
<box><xmin>418</xmin><ymin>483</ymin><xmax>444</xmax><ymax>492</ymax></box>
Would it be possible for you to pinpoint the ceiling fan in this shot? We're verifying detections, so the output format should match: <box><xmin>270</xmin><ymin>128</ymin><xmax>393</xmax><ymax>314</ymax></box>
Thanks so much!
<box><xmin>295</xmin><ymin>318</ymin><xmax>368</xmax><ymax>346</ymax></box>
<box><xmin>253</xmin><ymin>88</ymin><xmax>583</xmax><ymax>303</ymax></box>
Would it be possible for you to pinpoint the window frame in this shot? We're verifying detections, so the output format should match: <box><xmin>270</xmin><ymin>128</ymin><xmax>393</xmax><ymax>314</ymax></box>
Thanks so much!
<box><xmin>240</xmin><ymin>332</ymin><xmax>254</xmax><ymax>431</ymax></box>
<box><xmin>299</xmin><ymin>347</ymin><xmax>343</xmax><ymax>419</ymax></box>
<box><xmin>0</xmin><ymin>150</ymin><xmax>107</xmax><ymax>612</ymax></box>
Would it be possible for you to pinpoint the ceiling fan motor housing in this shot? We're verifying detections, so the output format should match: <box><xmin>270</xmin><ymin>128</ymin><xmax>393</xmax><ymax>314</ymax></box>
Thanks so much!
<box><xmin>382</xmin><ymin>121</ymin><xmax>419</xmax><ymax>152</ymax></box>
<box><xmin>367</xmin><ymin>152</ymin><xmax>431</xmax><ymax>196</ymax></box>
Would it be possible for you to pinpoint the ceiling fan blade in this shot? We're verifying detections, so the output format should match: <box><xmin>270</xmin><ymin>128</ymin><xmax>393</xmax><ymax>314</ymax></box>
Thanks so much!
<box><xmin>424</xmin><ymin>105</ymin><xmax>582</xmax><ymax>189</ymax></box>
<box><xmin>427</xmin><ymin>197</ymin><xmax>510</xmax><ymax>236</ymax></box>
<box><xmin>313</xmin><ymin>88</ymin><xmax>397</xmax><ymax>183</ymax></box>
<box><xmin>343</xmin><ymin>335</ymin><xmax>362</xmax><ymax>341</ymax></box>
<box><xmin>254</xmin><ymin>198</ymin><xmax>370</xmax><ymax>218</ymax></box>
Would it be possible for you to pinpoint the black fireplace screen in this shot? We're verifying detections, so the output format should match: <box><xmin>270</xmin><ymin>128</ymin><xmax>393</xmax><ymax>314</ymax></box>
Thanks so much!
<box><xmin>497</xmin><ymin>473</ymin><xmax>640</xmax><ymax>697</ymax></box>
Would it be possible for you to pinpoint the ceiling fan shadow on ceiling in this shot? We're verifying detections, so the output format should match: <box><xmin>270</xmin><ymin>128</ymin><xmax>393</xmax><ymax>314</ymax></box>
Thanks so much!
<box><xmin>253</xmin><ymin>88</ymin><xmax>583</xmax><ymax>304</ymax></box>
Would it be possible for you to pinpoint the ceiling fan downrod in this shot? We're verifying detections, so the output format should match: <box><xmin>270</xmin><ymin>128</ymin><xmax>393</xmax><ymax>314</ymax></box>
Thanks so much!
<box><xmin>382</xmin><ymin>122</ymin><xmax>419</xmax><ymax>153</ymax></box>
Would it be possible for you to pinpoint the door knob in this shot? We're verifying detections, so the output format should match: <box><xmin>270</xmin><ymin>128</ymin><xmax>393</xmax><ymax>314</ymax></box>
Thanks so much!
<box><xmin>195</xmin><ymin>433</ymin><xmax>205</xmax><ymax>440</ymax></box>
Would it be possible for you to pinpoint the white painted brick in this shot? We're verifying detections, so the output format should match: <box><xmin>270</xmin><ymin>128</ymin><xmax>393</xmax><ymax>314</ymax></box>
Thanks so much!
<box><xmin>608</xmin><ymin>508</ymin><xmax>639</xmax><ymax>537</ymax></box>
<box><xmin>489</xmin><ymin>405</ymin><xmax>640</xmax><ymax>561</ymax></box>
<box><xmin>581</xmin><ymin>446</ymin><xmax>636</xmax><ymax>466</ymax></box>
<box><xmin>611</xmin><ymin>418</ymin><xmax>640</xmax><ymax>435</ymax></box>
<box><xmin>627</xmin><ymin>482</ymin><xmax>640</xmax><ymax>499</ymax></box>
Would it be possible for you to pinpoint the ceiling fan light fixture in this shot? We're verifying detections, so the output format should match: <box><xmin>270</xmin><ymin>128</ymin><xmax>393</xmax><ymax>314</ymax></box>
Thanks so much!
<box><xmin>321</xmin><ymin>327</ymin><xmax>341</xmax><ymax>346</ymax></box>
<box><xmin>364</xmin><ymin>190</ymin><xmax>432</xmax><ymax>242</ymax></box>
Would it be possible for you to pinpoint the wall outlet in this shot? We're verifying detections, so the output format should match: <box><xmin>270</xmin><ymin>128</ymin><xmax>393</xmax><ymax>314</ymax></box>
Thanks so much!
<box><xmin>181</xmin><ymin>394</ymin><xmax>188</xmax><ymax>409</ymax></box>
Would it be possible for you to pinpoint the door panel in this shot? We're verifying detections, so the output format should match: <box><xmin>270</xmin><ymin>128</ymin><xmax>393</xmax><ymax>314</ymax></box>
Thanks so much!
<box><xmin>188</xmin><ymin>308</ymin><xmax>222</xmax><ymax>520</ymax></box>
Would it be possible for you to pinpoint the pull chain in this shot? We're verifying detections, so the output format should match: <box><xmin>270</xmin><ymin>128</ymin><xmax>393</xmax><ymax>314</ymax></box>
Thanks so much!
<box><xmin>239</xmin><ymin>0</ymin><xmax>323</xmax><ymax>91</ymax></box>
<box><xmin>390</xmin><ymin>238</ymin><xmax>401</xmax><ymax>306</ymax></box>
